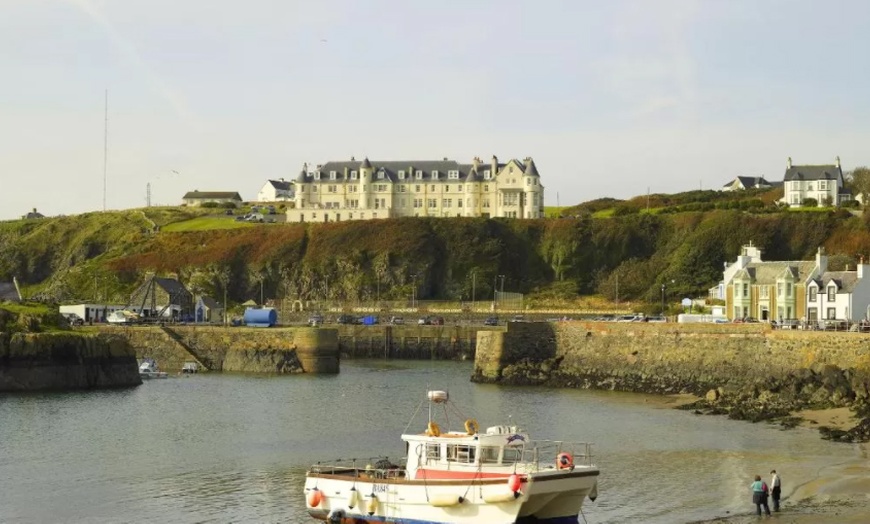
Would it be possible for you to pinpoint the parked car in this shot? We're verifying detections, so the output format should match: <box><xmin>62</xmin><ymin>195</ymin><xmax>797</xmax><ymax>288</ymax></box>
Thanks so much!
<box><xmin>510</xmin><ymin>315</ymin><xmax>526</xmax><ymax>323</ymax></box>
<box><xmin>360</xmin><ymin>315</ymin><xmax>379</xmax><ymax>326</ymax></box>
<box><xmin>483</xmin><ymin>316</ymin><xmax>499</xmax><ymax>326</ymax></box>
<box><xmin>389</xmin><ymin>316</ymin><xmax>405</xmax><ymax>325</ymax></box>
<box><xmin>308</xmin><ymin>314</ymin><xmax>324</xmax><ymax>327</ymax></box>
<box><xmin>61</xmin><ymin>312</ymin><xmax>85</xmax><ymax>326</ymax></box>
<box><xmin>336</xmin><ymin>314</ymin><xmax>357</xmax><ymax>325</ymax></box>
<box><xmin>267</xmin><ymin>205</ymin><xmax>276</xmax><ymax>214</ymax></box>
<box><xmin>224</xmin><ymin>209</ymin><xmax>234</xmax><ymax>215</ymax></box>
<box><xmin>417</xmin><ymin>316</ymin><xmax>431</xmax><ymax>325</ymax></box>
<box><xmin>430</xmin><ymin>316</ymin><xmax>445</xmax><ymax>325</ymax></box>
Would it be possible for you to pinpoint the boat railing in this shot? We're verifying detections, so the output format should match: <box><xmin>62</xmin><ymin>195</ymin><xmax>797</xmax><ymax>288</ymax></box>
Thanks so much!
<box><xmin>520</xmin><ymin>440</ymin><xmax>594</xmax><ymax>470</ymax></box>
<box><xmin>309</xmin><ymin>456</ymin><xmax>406</xmax><ymax>479</ymax></box>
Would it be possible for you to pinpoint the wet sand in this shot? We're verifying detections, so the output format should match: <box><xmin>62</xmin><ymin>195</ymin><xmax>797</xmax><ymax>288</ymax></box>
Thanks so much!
<box><xmin>691</xmin><ymin>445</ymin><xmax>870</xmax><ymax>524</ymax></box>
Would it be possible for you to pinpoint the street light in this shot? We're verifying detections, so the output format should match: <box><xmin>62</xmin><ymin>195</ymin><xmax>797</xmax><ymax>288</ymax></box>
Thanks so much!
<box><xmin>410</xmin><ymin>273</ymin><xmax>417</xmax><ymax>308</ymax></box>
<box><xmin>661</xmin><ymin>283</ymin><xmax>666</xmax><ymax>314</ymax></box>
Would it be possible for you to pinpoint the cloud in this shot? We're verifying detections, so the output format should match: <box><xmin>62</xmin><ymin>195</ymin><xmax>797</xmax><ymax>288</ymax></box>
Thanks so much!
<box><xmin>65</xmin><ymin>0</ymin><xmax>197</xmax><ymax>126</ymax></box>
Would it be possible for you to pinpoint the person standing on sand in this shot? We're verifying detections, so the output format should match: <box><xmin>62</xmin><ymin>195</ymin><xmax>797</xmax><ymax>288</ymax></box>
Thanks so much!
<box><xmin>770</xmin><ymin>470</ymin><xmax>782</xmax><ymax>512</ymax></box>
<box><xmin>750</xmin><ymin>474</ymin><xmax>771</xmax><ymax>516</ymax></box>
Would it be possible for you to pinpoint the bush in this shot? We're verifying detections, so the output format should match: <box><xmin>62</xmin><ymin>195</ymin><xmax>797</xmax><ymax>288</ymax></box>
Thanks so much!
<box><xmin>802</xmin><ymin>198</ymin><xmax>819</xmax><ymax>207</ymax></box>
<box><xmin>201</xmin><ymin>202</ymin><xmax>219</xmax><ymax>208</ymax></box>
<box><xmin>220</xmin><ymin>202</ymin><xmax>237</xmax><ymax>209</ymax></box>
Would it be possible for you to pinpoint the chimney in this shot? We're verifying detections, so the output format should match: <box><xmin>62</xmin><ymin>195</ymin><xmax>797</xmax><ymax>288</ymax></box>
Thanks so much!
<box><xmin>836</xmin><ymin>156</ymin><xmax>841</xmax><ymax>169</ymax></box>
<box><xmin>443</xmin><ymin>157</ymin><xmax>448</xmax><ymax>161</ymax></box>
<box><xmin>491</xmin><ymin>155</ymin><xmax>498</xmax><ymax>175</ymax></box>
<box><xmin>32</xmin><ymin>208</ymin><xmax>37</xmax><ymax>213</ymax></box>
<box><xmin>816</xmin><ymin>246</ymin><xmax>828</xmax><ymax>275</ymax></box>
<box><xmin>787</xmin><ymin>157</ymin><xmax>792</xmax><ymax>169</ymax></box>
<box><xmin>351</xmin><ymin>156</ymin><xmax>355</xmax><ymax>161</ymax></box>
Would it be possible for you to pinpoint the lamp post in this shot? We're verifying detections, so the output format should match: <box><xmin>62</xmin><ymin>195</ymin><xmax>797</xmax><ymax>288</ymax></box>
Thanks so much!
<box><xmin>471</xmin><ymin>269</ymin><xmax>477</xmax><ymax>318</ymax></box>
<box><xmin>410</xmin><ymin>273</ymin><xmax>417</xmax><ymax>309</ymax></box>
<box><xmin>499</xmin><ymin>275</ymin><xmax>506</xmax><ymax>294</ymax></box>
<box><xmin>661</xmin><ymin>283</ymin><xmax>666</xmax><ymax>314</ymax></box>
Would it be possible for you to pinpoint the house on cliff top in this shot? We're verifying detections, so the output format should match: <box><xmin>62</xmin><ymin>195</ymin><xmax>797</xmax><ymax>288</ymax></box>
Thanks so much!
<box><xmin>722</xmin><ymin>244</ymin><xmax>870</xmax><ymax>323</ymax></box>
<box><xmin>779</xmin><ymin>156</ymin><xmax>851</xmax><ymax>207</ymax></box>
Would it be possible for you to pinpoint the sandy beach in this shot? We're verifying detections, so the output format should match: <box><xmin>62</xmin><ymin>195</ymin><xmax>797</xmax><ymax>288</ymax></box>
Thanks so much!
<box><xmin>689</xmin><ymin>440</ymin><xmax>869</xmax><ymax>524</ymax></box>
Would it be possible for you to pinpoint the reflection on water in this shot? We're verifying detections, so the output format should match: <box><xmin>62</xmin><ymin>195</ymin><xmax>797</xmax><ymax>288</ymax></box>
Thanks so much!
<box><xmin>0</xmin><ymin>360</ymin><xmax>861</xmax><ymax>523</ymax></box>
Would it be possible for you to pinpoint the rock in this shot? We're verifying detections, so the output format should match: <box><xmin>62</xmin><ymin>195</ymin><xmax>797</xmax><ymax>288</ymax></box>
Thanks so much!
<box><xmin>705</xmin><ymin>389</ymin><xmax>720</xmax><ymax>402</ymax></box>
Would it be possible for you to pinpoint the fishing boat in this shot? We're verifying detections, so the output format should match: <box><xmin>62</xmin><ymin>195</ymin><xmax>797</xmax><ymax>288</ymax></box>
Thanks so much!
<box><xmin>304</xmin><ymin>390</ymin><xmax>599</xmax><ymax>523</ymax></box>
<box><xmin>138</xmin><ymin>358</ymin><xmax>169</xmax><ymax>379</ymax></box>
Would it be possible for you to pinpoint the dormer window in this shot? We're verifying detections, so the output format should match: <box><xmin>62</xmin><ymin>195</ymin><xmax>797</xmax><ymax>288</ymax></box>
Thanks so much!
<box><xmin>398</xmin><ymin>170</ymin><xmax>405</xmax><ymax>179</ymax></box>
<box><xmin>350</xmin><ymin>171</ymin><xmax>358</xmax><ymax>180</ymax></box>
<box><xmin>448</xmin><ymin>170</ymin><xmax>459</xmax><ymax>179</ymax></box>
<box><xmin>828</xmin><ymin>286</ymin><xmax>837</xmax><ymax>301</ymax></box>
<box><xmin>314</xmin><ymin>171</ymin><xmax>321</xmax><ymax>180</ymax></box>
<box><xmin>431</xmin><ymin>170</ymin><xmax>439</xmax><ymax>180</ymax></box>
<box><xmin>416</xmin><ymin>170</ymin><xmax>423</xmax><ymax>179</ymax></box>
<box><xmin>809</xmin><ymin>286</ymin><xmax>817</xmax><ymax>302</ymax></box>
<box><xmin>483</xmin><ymin>170</ymin><xmax>491</xmax><ymax>179</ymax></box>
<box><xmin>377</xmin><ymin>170</ymin><xmax>385</xmax><ymax>180</ymax></box>
<box><xmin>329</xmin><ymin>170</ymin><xmax>337</xmax><ymax>180</ymax></box>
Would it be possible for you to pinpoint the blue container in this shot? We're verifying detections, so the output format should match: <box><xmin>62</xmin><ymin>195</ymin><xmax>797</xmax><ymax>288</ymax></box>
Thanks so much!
<box><xmin>361</xmin><ymin>315</ymin><xmax>378</xmax><ymax>326</ymax></box>
<box><xmin>243</xmin><ymin>307</ymin><xmax>277</xmax><ymax>327</ymax></box>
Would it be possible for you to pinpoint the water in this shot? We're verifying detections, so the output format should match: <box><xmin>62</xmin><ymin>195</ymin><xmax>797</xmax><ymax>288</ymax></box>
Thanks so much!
<box><xmin>0</xmin><ymin>360</ymin><xmax>861</xmax><ymax>523</ymax></box>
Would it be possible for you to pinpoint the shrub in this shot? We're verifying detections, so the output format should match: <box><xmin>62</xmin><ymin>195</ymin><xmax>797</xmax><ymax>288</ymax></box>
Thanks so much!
<box><xmin>220</xmin><ymin>202</ymin><xmax>237</xmax><ymax>209</ymax></box>
<box><xmin>802</xmin><ymin>198</ymin><xmax>819</xmax><ymax>208</ymax></box>
<box><xmin>201</xmin><ymin>202</ymin><xmax>219</xmax><ymax>208</ymax></box>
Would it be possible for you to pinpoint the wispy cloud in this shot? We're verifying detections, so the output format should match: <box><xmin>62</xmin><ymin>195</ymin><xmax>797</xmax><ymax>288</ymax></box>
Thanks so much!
<box><xmin>66</xmin><ymin>0</ymin><xmax>196</xmax><ymax>125</ymax></box>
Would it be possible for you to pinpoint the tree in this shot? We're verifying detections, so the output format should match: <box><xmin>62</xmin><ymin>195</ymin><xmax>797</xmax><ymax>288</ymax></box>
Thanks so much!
<box><xmin>846</xmin><ymin>166</ymin><xmax>870</xmax><ymax>205</ymax></box>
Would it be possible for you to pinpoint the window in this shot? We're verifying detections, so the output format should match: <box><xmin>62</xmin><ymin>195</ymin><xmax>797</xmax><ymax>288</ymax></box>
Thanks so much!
<box><xmin>416</xmin><ymin>170</ymin><xmax>423</xmax><ymax>179</ymax></box>
<box><xmin>777</xmin><ymin>283</ymin><xmax>783</xmax><ymax>297</ymax></box>
<box><xmin>448</xmin><ymin>170</ymin><xmax>460</xmax><ymax>179</ymax></box>
<box><xmin>458</xmin><ymin>199</ymin><xmax>463</xmax><ymax>208</ymax></box>
<box><xmin>415</xmin><ymin>185</ymin><xmax>421</xmax><ymax>192</ymax></box>
<box><xmin>447</xmin><ymin>444</ymin><xmax>475</xmax><ymax>464</ymax></box>
<box><xmin>484</xmin><ymin>184</ymin><xmax>489</xmax><ymax>192</ymax></box>
<box><xmin>483</xmin><ymin>170</ymin><xmax>491</xmax><ymax>179</ymax></box>
<box><xmin>807</xmin><ymin>183</ymin><xmax>814</xmax><ymax>191</ymax></box>
<box><xmin>458</xmin><ymin>185</ymin><xmax>463</xmax><ymax>192</ymax></box>
<box><xmin>400</xmin><ymin>185</ymin><xmax>407</xmax><ymax>193</ymax></box>
<box><xmin>431</xmin><ymin>170</ymin><xmax>439</xmax><ymax>180</ymax></box>
<box><xmin>443</xmin><ymin>198</ymin><xmax>450</xmax><ymax>208</ymax></box>
<box><xmin>819</xmin><ymin>180</ymin><xmax>827</xmax><ymax>190</ymax></box>
<box><xmin>809</xmin><ymin>287</ymin><xmax>817</xmax><ymax>302</ymax></box>
<box><xmin>314</xmin><ymin>171</ymin><xmax>321</xmax><ymax>180</ymax></box>
<box><xmin>398</xmin><ymin>170</ymin><xmax>405</xmax><ymax>179</ymax></box>
<box><xmin>827</xmin><ymin>307</ymin><xmax>836</xmax><ymax>320</ymax></box>
<box><xmin>807</xmin><ymin>307</ymin><xmax>818</xmax><ymax>321</ymax></box>
<box><xmin>786</xmin><ymin>283</ymin><xmax>792</xmax><ymax>297</ymax></box>
<box><xmin>742</xmin><ymin>283</ymin><xmax>748</xmax><ymax>298</ymax></box>
<box><xmin>483</xmin><ymin>200</ymin><xmax>490</xmax><ymax>208</ymax></box>
<box><xmin>329</xmin><ymin>170</ymin><xmax>336</xmax><ymax>180</ymax></box>
<box><xmin>445</xmin><ymin>186</ymin><xmax>450</xmax><ymax>192</ymax></box>
<box><xmin>427</xmin><ymin>199</ymin><xmax>436</xmax><ymax>208</ymax></box>
<box><xmin>413</xmin><ymin>199</ymin><xmax>422</xmax><ymax>209</ymax></box>
<box><xmin>377</xmin><ymin>170</ymin><xmax>385</xmax><ymax>180</ymax></box>
<box><xmin>327</xmin><ymin>185</ymin><xmax>337</xmax><ymax>193</ymax></box>
<box><xmin>828</xmin><ymin>287</ymin><xmax>836</xmax><ymax>301</ymax></box>
<box><xmin>430</xmin><ymin>185</ymin><xmax>435</xmax><ymax>192</ymax></box>
<box><xmin>312</xmin><ymin>186</ymin><xmax>317</xmax><ymax>192</ymax></box>
<box><xmin>426</xmin><ymin>443</ymin><xmax>441</xmax><ymax>461</ymax></box>
<box><xmin>350</xmin><ymin>171</ymin><xmax>358</xmax><ymax>180</ymax></box>
<box><xmin>526</xmin><ymin>178</ymin><xmax>531</xmax><ymax>185</ymax></box>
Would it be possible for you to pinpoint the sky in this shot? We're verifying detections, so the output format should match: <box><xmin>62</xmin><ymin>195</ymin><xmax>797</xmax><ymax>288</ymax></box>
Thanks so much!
<box><xmin>2</xmin><ymin>0</ymin><xmax>870</xmax><ymax>219</ymax></box>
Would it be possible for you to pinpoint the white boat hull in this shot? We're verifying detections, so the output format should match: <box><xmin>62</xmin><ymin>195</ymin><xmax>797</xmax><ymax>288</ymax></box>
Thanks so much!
<box><xmin>304</xmin><ymin>467</ymin><xmax>598</xmax><ymax>524</ymax></box>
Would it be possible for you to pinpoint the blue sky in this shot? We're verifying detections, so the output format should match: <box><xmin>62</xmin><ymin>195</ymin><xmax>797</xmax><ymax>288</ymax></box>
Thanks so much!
<box><xmin>2</xmin><ymin>0</ymin><xmax>870</xmax><ymax>219</ymax></box>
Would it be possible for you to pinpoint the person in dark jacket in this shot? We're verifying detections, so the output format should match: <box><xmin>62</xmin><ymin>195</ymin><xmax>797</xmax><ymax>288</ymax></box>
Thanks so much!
<box><xmin>750</xmin><ymin>474</ymin><xmax>771</xmax><ymax>516</ymax></box>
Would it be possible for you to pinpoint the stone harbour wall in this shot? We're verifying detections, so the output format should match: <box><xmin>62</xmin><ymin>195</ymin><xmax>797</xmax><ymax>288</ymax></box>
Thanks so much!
<box><xmin>335</xmin><ymin>324</ymin><xmax>486</xmax><ymax>360</ymax></box>
<box><xmin>0</xmin><ymin>332</ymin><xmax>141</xmax><ymax>391</ymax></box>
<box><xmin>114</xmin><ymin>326</ymin><xmax>339</xmax><ymax>374</ymax></box>
<box><xmin>473</xmin><ymin>322</ymin><xmax>870</xmax><ymax>441</ymax></box>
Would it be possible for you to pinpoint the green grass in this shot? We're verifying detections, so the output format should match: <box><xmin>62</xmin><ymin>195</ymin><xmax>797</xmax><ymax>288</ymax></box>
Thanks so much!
<box><xmin>786</xmin><ymin>206</ymin><xmax>836</xmax><ymax>213</ymax></box>
<box><xmin>162</xmin><ymin>216</ymin><xmax>257</xmax><ymax>232</ymax></box>
<box><xmin>592</xmin><ymin>209</ymin><xmax>615</xmax><ymax>218</ymax></box>
<box><xmin>0</xmin><ymin>302</ymin><xmax>54</xmax><ymax>316</ymax></box>
<box><xmin>544</xmin><ymin>206</ymin><xmax>566</xmax><ymax>218</ymax></box>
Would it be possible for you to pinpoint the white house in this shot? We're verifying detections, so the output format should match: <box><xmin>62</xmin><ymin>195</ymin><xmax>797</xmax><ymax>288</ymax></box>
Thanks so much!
<box><xmin>720</xmin><ymin>176</ymin><xmax>773</xmax><ymax>192</ymax></box>
<box><xmin>257</xmin><ymin>179</ymin><xmax>294</xmax><ymax>202</ymax></box>
<box><xmin>806</xmin><ymin>264</ymin><xmax>870</xmax><ymax>322</ymax></box>
<box><xmin>780</xmin><ymin>157</ymin><xmax>850</xmax><ymax>207</ymax></box>
<box><xmin>709</xmin><ymin>242</ymin><xmax>763</xmax><ymax>300</ymax></box>
<box><xmin>60</xmin><ymin>303</ymin><xmax>128</xmax><ymax>323</ymax></box>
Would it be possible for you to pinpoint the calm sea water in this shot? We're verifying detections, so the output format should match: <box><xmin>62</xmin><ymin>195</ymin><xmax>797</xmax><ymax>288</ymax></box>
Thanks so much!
<box><xmin>0</xmin><ymin>360</ymin><xmax>861</xmax><ymax>523</ymax></box>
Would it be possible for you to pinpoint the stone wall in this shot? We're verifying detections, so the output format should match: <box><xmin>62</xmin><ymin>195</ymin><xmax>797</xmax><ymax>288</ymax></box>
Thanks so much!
<box><xmin>114</xmin><ymin>325</ymin><xmax>339</xmax><ymax>373</ymax></box>
<box><xmin>473</xmin><ymin>322</ymin><xmax>870</xmax><ymax>393</ymax></box>
<box><xmin>0</xmin><ymin>332</ymin><xmax>141</xmax><ymax>391</ymax></box>
<box><xmin>336</xmin><ymin>324</ymin><xmax>490</xmax><ymax>360</ymax></box>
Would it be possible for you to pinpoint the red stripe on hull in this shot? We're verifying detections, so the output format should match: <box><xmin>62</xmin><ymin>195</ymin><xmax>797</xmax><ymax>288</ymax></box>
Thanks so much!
<box><xmin>414</xmin><ymin>468</ymin><xmax>516</xmax><ymax>480</ymax></box>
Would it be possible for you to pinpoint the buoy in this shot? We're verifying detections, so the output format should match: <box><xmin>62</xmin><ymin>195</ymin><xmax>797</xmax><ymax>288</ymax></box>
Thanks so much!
<box><xmin>508</xmin><ymin>473</ymin><xmax>522</xmax><ymax>492</ymax></box>
<box><xmin>427</xmin><ymin>390</ymin><xmax>449</xmax><ymax>403</ymax></box>
<box><xmin>588</xmin><ymin>482</ymin><xmax>598</xmax><ymax>502</ymax></box>
<box><xmin>556</xmin><ymin>452</ymin><xmax>574</xmax><ymax>470</ymax></box>
<box><xmin>483</xmin><ymin>491</ymin><xmax>521</xmax><ymax>504</ymax></box>
<box><xmin>430</xmin><ymin>494</ymin><xmax>464</xmax><ymax>507</ymax></box>
<box><xmin>348</xmin><ymin>487</ymin><xmax>358</xmax><ymax>509</ymax></box>
<box><xmin>307</xmin><ymin>487</ymin><xmax>323</xmax><ymax>507</ymax></box>
<box><xmin>464</xmin><ymin>418</ymin><xmax>479</xmax><ymax>435</ymax></box>
<box><xmin>367</xmin><ymin>494</ymin><xmax>378</xmax><ymax>516</ymax></box>
<box><xmin>426</xmin><ymin>421</ymin><xmax>441</xmax><ymax>437</ymax></box>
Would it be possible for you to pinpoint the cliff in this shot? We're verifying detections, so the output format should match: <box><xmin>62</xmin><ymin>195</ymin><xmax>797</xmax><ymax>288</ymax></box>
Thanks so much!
<box><xmin>0</xmin><ymin>331</ymin><xmax>141</xmax><ymax>391</ymax></box>
<box><xmin>473</xmin><ymin>322</ymin><xmax>870</xmax><ymax>442</ymax></box>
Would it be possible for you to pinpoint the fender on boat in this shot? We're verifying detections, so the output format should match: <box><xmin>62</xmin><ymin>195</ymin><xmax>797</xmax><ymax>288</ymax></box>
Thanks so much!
<box><xmin>483</xmin><ymin>491</ymin><xmax>521</xmax><ymax>504</ymax></box>
<box><xmin>366</xmin><ymin>494</ymin><xmax>378</xmax><ymax>515</ymax></box>
<box><xmin>347</xmin><ymin>487</ymin><xmax>358</xmax><ymax>509</ymax></box>
<box><xmin>589</xmin><ymin>482</ymin><xmax>599</xmax><ymax>502</ymax></box>
<box><xmin>430</xmin><ymin>494</ymin><xmax>465</xmax><ymax>507</ymax></box>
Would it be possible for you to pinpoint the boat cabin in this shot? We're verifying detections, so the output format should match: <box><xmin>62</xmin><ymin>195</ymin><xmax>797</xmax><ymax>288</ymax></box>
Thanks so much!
<box><xmin>402</xmin><ymin>425</ymin><xmax>530</xmax><ymax>479</ymax></box>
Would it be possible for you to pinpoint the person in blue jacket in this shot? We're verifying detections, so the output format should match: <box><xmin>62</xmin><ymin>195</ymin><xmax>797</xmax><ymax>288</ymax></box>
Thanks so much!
<box><xmin>750</xmin><ymin>474</ymin><xmax>771</xmax><ymax>516</ymax></box>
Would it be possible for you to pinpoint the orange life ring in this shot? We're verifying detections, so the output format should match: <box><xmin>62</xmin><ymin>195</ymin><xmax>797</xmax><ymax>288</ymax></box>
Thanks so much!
<box><xmin>464</xmin><ymin>418</ymin><xmax>479</xmax><ymax>435</ymax></box>
<box><xmin>556</xmin><ymin>452</ymin><xmax>574</xmax><ymax>470</ymax></box>
<box><xmin>426</xmin><ymin>421</ymin><xmax>441</xmax><ymax>437</ymax></box>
